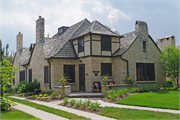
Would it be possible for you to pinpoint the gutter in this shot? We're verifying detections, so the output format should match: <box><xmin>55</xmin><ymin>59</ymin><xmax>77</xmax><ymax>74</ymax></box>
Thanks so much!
<box><xmin>47</xmin><ymin>59</ymin><xmax>51</xmax><ymax>90</ymax></box>
<box><xmin>120</xmin><ymin>55</ymin><xmax>129</xmax><ymax>76</ymax></box>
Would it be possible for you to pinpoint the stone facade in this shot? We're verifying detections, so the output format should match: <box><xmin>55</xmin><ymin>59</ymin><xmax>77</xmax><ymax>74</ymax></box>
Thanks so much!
<box><xmin>158</xmin><ymin>35</ymin><xmax>175</xmax><ymax>50</ymax></box>
<box><xmin>13</xmin><ymin>17</ymin><xmax>166</xmax><ymax>92</ymax></box>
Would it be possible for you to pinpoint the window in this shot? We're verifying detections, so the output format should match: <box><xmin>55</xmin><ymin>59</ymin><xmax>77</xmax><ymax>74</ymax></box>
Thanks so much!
<box><xmin>143</xmin><ymin>41</ymin><xmax>146</xmax><ymax>50</ymax></box>
<box><xmin>20</xmin><ymin>70</ymin><xmax>25</xmax><ymax>82</ymax></box>
<box><xmin>78</xmin><ymin>38</ymin><xmax>84</xmax><ymax>52</ymax></box>
<box><xmin>44</xmin><ymin>66</ymin><xmax>49</xmax><ymax>83</ymax></box>
<box><xmin>13</xmin><ymin>79</ymin><xmax>15</xmax><ymax>84</ymax></box>
<box><xmin>167</xmin><ymin>38</ymin><xmax>169</xmax><ymax>40</ymax></box>
<box><xmin>29</xmin><ymin>69</ymin><xmax>32</xmax><ymax>82</ymax></box>
<box><xmin>101</xmin><ymin>63</ymin><xmax>112</xmax><ymax>76</ymax></box>
<box><xmin>136</xmin><ymin>63</ymin><xmax>155</xmax><ymax>81</ymax></box>
<box><xmin>101</xmin><ymin>36</ymin><xmax>111</xmax><ymax>51</ymax></box>
<box><xmin>64</xmin><ymin>65</ymin><xmax>75</xmax><ymax>83</ymax></box>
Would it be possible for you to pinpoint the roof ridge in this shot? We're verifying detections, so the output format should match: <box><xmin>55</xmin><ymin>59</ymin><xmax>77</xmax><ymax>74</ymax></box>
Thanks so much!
<box><xmin>90</xmin><ymin>20</ymin><xmax>96</xmax><ymax>32</ymax></box>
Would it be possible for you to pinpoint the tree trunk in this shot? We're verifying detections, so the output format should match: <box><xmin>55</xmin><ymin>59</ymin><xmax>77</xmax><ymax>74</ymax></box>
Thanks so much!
<box><xmin>1</xmin><ymin>88</ymin><xmax>4</xmax><ymax>97</ymax></box>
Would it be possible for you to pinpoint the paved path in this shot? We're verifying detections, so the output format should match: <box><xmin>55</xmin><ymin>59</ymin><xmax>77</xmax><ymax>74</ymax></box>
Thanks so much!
<box><xmin>13</xmin><ymin>102</ymin><xmax>68</xmax><ymax>120</ymax></box>
<box><xmin>70</xmin><ymin>98</ymin><xmax>180</xmax><ymax>114</ymax></box>
<box><xmin>10</xmin><ymin>96</ymin><xmax>116</xmax><ymax>120</ymax></box>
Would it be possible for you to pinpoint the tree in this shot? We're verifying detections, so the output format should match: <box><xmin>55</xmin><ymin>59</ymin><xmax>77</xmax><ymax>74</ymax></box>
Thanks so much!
<box><xmin>160</xmin><ymin>45</ymin><xmax>179</xmax><ymax>88</ymax></box>
<box><xmin>104</xmin><ymin>25</ymin><xmax>119</xmax><ymax>34</ymax></box>
<box><xmin>0</xmin><ymin>39</ymin><xmax>4</xmax><ymax>62</ymax></box>
<box><xmin>0</xmin><ymin>60</ymin><xmax>19</xmax><ymax>97</ymax></box>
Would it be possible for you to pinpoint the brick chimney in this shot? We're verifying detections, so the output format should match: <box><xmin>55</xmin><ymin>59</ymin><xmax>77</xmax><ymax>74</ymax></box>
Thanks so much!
<box><xmin>36</xmin><ymin>16</ymin><xmax>44</xmax><ymax>43</ymax></box>
<box><xmin>17</xmin><ymin>32</ymin><xmax>23</xmax><ymax>52</ymax></box>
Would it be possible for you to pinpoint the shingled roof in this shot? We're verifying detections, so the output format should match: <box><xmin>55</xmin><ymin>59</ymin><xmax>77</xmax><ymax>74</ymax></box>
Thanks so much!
<box><xmin>113</xmin><ymin>31</ymin><xmax>139</xmax><ymax>56</ymax></box>
<box><xmin>72</xmin><ymin>20</ymin><xmax>120</xmax><ymax>39</ymax></box>
<box><xmin>45</xmin><ymin>19</ymin><xmax>91</xmax><ymax>59</ymax></box>
<box><xmin>20</xmin><ymin>48</ymin><xmax>31</xmax><ymax>65</ymax></box>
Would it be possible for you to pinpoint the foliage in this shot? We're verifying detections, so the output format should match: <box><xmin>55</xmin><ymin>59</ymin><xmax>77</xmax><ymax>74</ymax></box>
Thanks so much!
<box><xmin>39</xmin><ymin>94</ymin><xmax>43</xmax><ymax>97</ymax></box>
<box><xmin>59</xmin><ymin>74</ymin><xmax>70</xmax><ymax>87</ymax></box>
<box><xmin>34</xmin><ymin>95</ymin><xmax>38</xmax><ymax>99</ymax></box>
<box><xmin>27</xmin><ymin>92</ymin><xmax>34</xmax><ymax>96</ymax></box>
<box><xmin>43</xmin><ymin>94</ymin><xmax>48</xmax><ymax>97</ymax></box>
<box><xmin>0</xmin><ymin>97</ymin><xmax>16</xmax><ymax>111</ymax></box>
<box><xmin>116</xmin><ymin>91</ymin><xmax>179</xmax><ymax>110</ymax></box>
<box><xmin>87</xmin><ymin>99</ymin><xmax>91</xmax><ymax>106</ymax></box>
<box><xmin>51</xmin><ymin>89</ymin><xmax>60</xmax><ymax>98</ymax></box>
<box><xmin>166</xmin><ymin>79</ymin><xmax>174</xmax><ymax>90</ymax></box>
<box><xmin>122</xmin><ymin>76</ymin><xmax>134</xmax><ymax>84</ymax></box>
<box><xmin>46</xmin><ymin>96</ymin><xmax>50</xmax><ymax>99</ymax></box>
<box><xmin>40</xmin><ymin>90</ymin><xmax>53</xmax><ymax>95</ymax></box>
<box><xmin>99</xmin><ymin>107</ymin><xmax>179</xmax><ymax>119</ymax></box>
<box><xmin>0</xmin><ymin>60</ymin><xmax>19</xmax><ymax>97</ymax></box>
<box><xmin>82</xmin><ymin>100</ymin><xmax>87</xmax><ymax>108</ymax></box>
<box><xmin>70</xmin><ymin>99</ymin><xmax>76</xmax><ymax>106</ymax></box>
<box><xmin>90</xmin><ymin>102</ymin><xmax>98</xmax><ymax>111</ymax></box>
<box><xmin>5</xmin><ymin>97</ymin><xmax>89</xmax><ymax>120</ymax></box>
<box><xmin>160</xmin><ymin>45</ymin><xmax>179</xmax><ymax>88</ymax></box>
<box><xmin>4</xmin><ymin>88</ymin><xmax>13</xmax><ymax>93</ymax></box>
<box><xmin>41</xmin><ymin>97</ymin><xmax>45</xmax><ymax>99</ymax></box>
<box><xmin>63</xmin><ymin>97</ymin><xmax>69</xmax><ymax>104</ymax></box>
<box><xmin>4</xmin><ymin>93</ymin><xmax>12</xmax><ymax>96</ymax></box>
<box><xmin>75</xmin><ymin>101</ymin><xmax>81</xmax><ymax>107</ymax></box>
<box><xmin>30</xmin><ymin>95</ymin><xmax>34</xmax><ymax>98</ymax></box>
<box><xmin>1</xmin><ymin>110</ymin><xmax>40</xmax><ymax>120</ymax></box>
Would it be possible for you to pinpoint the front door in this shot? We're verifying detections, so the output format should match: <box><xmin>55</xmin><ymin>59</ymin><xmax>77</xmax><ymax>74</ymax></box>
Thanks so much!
<box><xmin>79</xmin><ymin>64</ymin><xmax>85</xmax><ymax>91</ymax></box>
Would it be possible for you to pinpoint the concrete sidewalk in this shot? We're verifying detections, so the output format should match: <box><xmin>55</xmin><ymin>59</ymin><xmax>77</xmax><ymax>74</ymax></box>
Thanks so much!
<box><xmin>13</xmin><ymin>102</ymin><xmax>68</xmax><ymax>120</ymax></box>
<box><xmin>10</xmin><ymin>96</ymin><xmax>116</xmax><ymax>120</ymax></box>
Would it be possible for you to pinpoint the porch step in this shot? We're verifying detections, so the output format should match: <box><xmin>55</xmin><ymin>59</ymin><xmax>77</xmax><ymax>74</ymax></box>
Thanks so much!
<box><xmin>67</xmin><ymin>92</ymin><xmax>103</xmax><ymax>98</ymax></box>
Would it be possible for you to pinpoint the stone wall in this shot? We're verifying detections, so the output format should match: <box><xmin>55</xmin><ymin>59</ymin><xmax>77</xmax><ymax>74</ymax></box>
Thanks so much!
<box><xmin>158</xmin><ymin>36</ymin><xmax>175</xmax><ymax>50</ymax></box>
<box><xmin>122</xmin><ymin>34</ymin><xmax>166</xmax><ymax>84</ymax></box>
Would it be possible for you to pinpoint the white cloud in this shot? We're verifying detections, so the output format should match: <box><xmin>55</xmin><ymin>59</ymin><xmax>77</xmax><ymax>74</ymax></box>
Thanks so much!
<box><xmin>91</xmin><ymin>1</ymin><xmax>131</xmax><ymax>24</ymax></box>
<box><xmin>108</xmin><ymin>8</ymin><xmax>131</xmax><ymax>24</ymax></box>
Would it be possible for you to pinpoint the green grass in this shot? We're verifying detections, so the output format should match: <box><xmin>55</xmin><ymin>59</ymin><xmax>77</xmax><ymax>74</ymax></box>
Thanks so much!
<box><xmin>1</xmin><ymin>110</ymin><xmax>40</xmax><ymax>120</ymax></box>
<box><xmin>115</xmin><ymin>90</ymin><xmax>179</xmax><ymax>110</ymax></box>
<box><xmin>5</xmin><ymin>97</ymin><xmax>90</xmax><ymax>120</ymax></box>
<box><xmin>98</xmin><ymin>107</ymin><xmax>179</xmax><ymax>119</ymax></box>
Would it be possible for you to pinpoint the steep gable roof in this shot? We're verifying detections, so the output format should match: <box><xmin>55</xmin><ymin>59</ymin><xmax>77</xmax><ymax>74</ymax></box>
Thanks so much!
<box><xmin>113</xmin><ymin>31</ymin><xmax>139</xmax><ymax>56</ymax></box>
<box><xmin>20</xmin><ymin>48</ymin><xmax>31</xmax><ymax>65</ymax></box>
<box><xmin>46</xmin><ymin>19</ymin><xmax>91</xmax><ymax>59</ymax></box>
<box><xmin>72</xmin><ymin>20</ymin><xmax>120</xmax><ymax>39</ymax></box>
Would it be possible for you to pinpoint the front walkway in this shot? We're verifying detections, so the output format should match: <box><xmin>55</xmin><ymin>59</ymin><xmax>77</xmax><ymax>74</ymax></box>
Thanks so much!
<box><xmin>13</xmin><ymin>102</ymin><xmax>68</xmax><ymax>120</ymax></box>
<box><xmin>10</xmin><ymin>96</ymin><xmax>116</xmax><ymax>120</ymax></box>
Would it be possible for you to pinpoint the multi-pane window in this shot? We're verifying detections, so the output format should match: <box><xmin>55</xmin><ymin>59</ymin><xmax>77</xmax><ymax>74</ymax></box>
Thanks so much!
<box><xmin>78</xmin><ymin>38</ymin><xmax>84</xmax><ymax>52</ymax></box>
<box><xmin>13</xmin><ymin>79</ymin><xmax>15</xmax><ymax>84</ymax></box>
<box><xmin>101</xmin><ymin>36</ymin><xmax>111</xmax><ymax>51</ymax></box>
<box><xmin>20</xmin><ymin>70</ymin><xmax>25</xmax><ymax>82</ymax></box>
<box><xmin>29</xmin><ymin>69</ymin><xmax>32</xmax><ymax>82</ymax></box>
<box><xmin>136</xmin><ymin>63</ymin><xmax>155</xmax><ymax>81</ymax></box>
<box><xmin>44</xmin><ymin>66</ymin><xmax>49</xmax><ymax>83</ymax></box>
<box><xmin>101</xmin><ymin>63</ymin><xmax>112</xmax><ymax>76</ymax></box>
<box><xmin>64</xmin><ymin>65</ymin><xmax>75</xmax><ymax>83</ymax></box>
<box><xmin>143</xmin><ymin>41</ymin><xmax>146</xmax><ymax>50</ymax></box>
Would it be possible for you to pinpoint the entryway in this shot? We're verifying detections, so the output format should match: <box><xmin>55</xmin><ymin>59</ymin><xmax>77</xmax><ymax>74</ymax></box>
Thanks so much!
<box><xmin>79</xmin><ymin>64</ymin><xmax>85</xmax><ymax>91</ymax></box>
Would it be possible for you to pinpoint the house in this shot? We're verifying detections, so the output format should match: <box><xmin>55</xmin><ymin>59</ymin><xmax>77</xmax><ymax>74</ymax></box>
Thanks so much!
<box><xmin>13</xmin><ymin>16</ymin><xmax>166</xmax><ymax>92</ymax></box>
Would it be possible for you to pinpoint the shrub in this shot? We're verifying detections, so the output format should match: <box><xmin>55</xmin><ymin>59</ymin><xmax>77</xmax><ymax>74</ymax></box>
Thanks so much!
<box><xmin>82</xmin><ymin>100</ymin><xmax>87</xmax><ymax>108</ymax></box>
<box><xmin>0</xmin><ymin>97</ymin><xmax>17</xmax><ymax>111</ymax></box>
<box><xmin>27</xmin><ymin>92</ymin><xmax>34</xmax><ymax>96</ymax></box>
<box><xmin>142</xmin><ymin>84</ymin><xmax>151</xmax><ymax>92</ymax></box>
<box><xmin>139</xmin><ymin>86</ymin><xmax>144</xmax><ymax>92</ymax></box>
<box><xmin>39</xmin><ymin>94</ymin><xmax>43</xmax><ymax>97</ymax></box>
<box><xmin>4</xmin><ymin>93</ymin><xmax>12</xmax><ymax>96</ymax></box>
<box><xmin>4</xmin><ymin>88</ymin><xmax>13</xmax><ymax>93</ymax></box>
<box><xmin>90</xmin><ymin>102</ymin><xmax>98</xmax><ymax>111</ymax></box>
<box><xmin>87</xmin><ymin>99</ymin><xmax>91</xmax><ymax>106</ymax></box>
<box><xmin>79</xmin><ymin>98</ymin><xmax>83</xmax><ymax>105</ymax></box>
<box><xmin>51</xmin><ymin>89</ymin><xmax>60</xmax><ymax>98</ymax></box>
<box><xmin>22</xmin><ymin>93</ymin><xmax>26</xmax><ymax>97</ymax></box>
<box><xmin>34</xmin><ymin>95</ymin><xmax>38</xmax><ymax>99</ymax></box>
<box><xmin>166</xmin><ymin>79</ymin><xmax>173</xmax><ymax>90</ymax></box>
<box><xmin>95</xmin><ymin>101</ymin><xmax>100</xmax><ymax>108</ymax></box>
<box><xmin>46</xmin><ymin>96</ymin><xmax>50</xmax><ymax>99</ymax></box>
<box><xmin>63</xmin><ymin>97</ymin><xmax>69</xmax><ymax>104</ymax></box>
<box><xmin>70</xmin><ymin>99</ymin><xmax>76</xmax><ymax>106</ymax></box>
<box><xmin>30</xmin><ymin>95</ymin><xmax>34</xmax><ymax>98</ymax></box>
<box><xmin>44</xmin><ymin>94</ymin><xmax>48</xmax><ymax>97</ymax></box>
<box><xmin>122</xmin><ymin>88</ymin><xmax>128</xmax><ymax>95</ymax></box>
<box><xmin>37</xmin><ymin>97</ymin><xmax>40</xmax><ymax>99</ymax></box>
<box><xmin>41</xmin><ymin>97</ymin><xmax>45</xmax><ymax>99</ymax></box>
<box><xmin>117</xmin><ymin>89</ymin><xmax>123</xmax><ymax>97</ymax></box>
<box><xmin>75</xmin><ymin>101</ymin><xmax>81</xmax><ymax>107</ymax></box>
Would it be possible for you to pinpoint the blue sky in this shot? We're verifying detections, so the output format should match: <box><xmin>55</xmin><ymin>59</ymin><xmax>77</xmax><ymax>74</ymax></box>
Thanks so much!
<box><xmin>0</xmin><ymin>0</ymin><xmax>179</xmax><ymax>53</ymax></box>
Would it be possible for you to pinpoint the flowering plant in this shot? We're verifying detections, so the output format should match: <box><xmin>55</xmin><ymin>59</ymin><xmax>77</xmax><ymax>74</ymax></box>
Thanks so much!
<box><xmin>102</xmin><ymin>75</ymin><xmax>108</xmax><ymax>86</ymax></box>
<box><xmin>122</xmin><ymin>76</ymin><xmax>134</xmax><ymax>84</ymax></box>
<box><xmin>59</xmin><ymin>74</ymin><xmax>70</xmax><ymax>87</ymax></box>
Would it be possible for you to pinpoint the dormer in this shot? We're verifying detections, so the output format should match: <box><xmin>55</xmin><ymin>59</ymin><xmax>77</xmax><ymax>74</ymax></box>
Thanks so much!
<box><xmin>58</xmin><ymin>26</ymin><xmax>69</xmax><ymax>36</ymax></box>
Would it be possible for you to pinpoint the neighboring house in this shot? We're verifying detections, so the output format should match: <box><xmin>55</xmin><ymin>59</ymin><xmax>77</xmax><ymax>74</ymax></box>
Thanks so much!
<box><xmin>13</xmin><ymin>16</ymin><xmax>165</xmax><ymax>92</ymax></box>
<box><xmin>158</xmin><ymin>35</ymin><xmax>175</xmax><ymax>50</ymax></box>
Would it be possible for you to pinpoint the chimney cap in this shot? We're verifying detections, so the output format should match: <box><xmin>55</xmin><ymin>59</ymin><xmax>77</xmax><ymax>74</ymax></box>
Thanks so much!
<box><xmin>19</xmin><ymin>32</ymin><xmax>21</xmax><ymax>34</ymax></box>
<box><xmin>39</xmin><ymin>16</ymin><xmax>41</xmax><ymax>18</ymax></box>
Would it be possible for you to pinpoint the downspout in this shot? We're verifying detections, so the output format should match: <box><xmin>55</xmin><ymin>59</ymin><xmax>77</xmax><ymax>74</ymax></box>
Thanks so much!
<box><xmin>120</xmin><ymin>55</ymin><xmax>129</xmax><ymax>76</ymax></box>
<box><xmin>24</xmin><ymin>66</ymin><xmax>28</xmax><ymax>82</ymax></box>
<box><xmin>47</xmin><ymin>59</ymin><xmax>51</xmax><ymax>90</ymax></box>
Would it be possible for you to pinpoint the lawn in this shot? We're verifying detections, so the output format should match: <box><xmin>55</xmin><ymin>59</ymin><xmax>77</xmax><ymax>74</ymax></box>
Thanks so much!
<box><xmin>5</xmin><ymin>97</ymin><xmax>90</xmax><ymax>120</ymax></box>
<box><xmin>98</xmin><ymin>107</ymin><xmax>179</xmax><ymax>119</ymax></box>
<box><xmin>1</xmin><ymin>110</ymin><xmax>40</xmax><ymax>120</ymax></box>
<box><xmin>115</xmin><ymin>90</ymin><xmax>179</xmax><ymax>110</ymax></box>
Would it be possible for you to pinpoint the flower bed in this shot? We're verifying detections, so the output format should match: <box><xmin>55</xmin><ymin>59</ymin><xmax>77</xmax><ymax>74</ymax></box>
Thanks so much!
<box><xmin>59</xmin><ymin>98</ymin><xmax>101</xmax><ymax>114</ymax></box>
